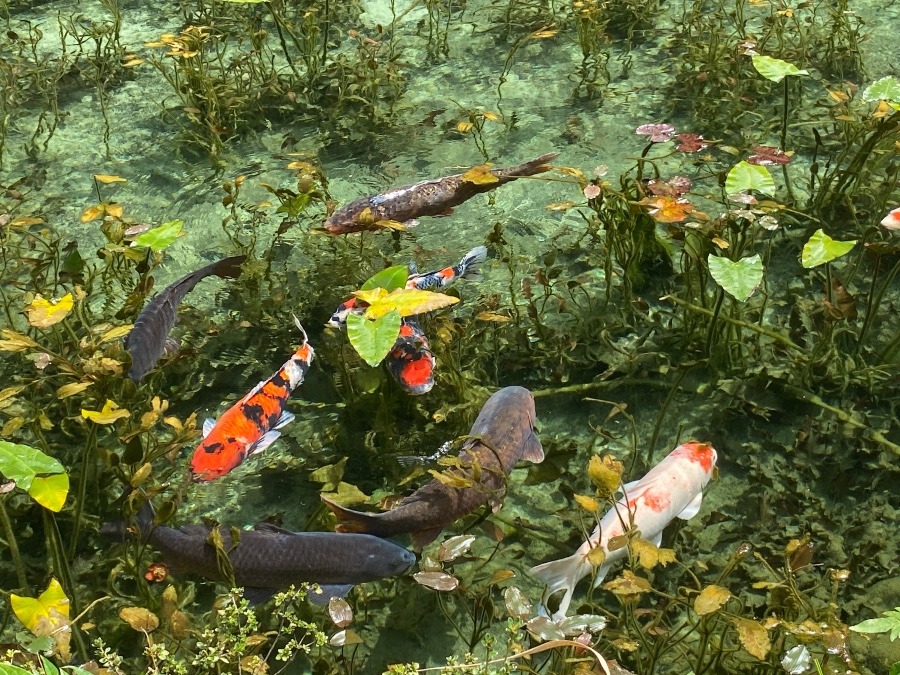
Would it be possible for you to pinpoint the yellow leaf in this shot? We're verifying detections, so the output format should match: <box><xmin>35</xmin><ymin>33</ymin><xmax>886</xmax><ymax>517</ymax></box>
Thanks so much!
<box><xmin>476</xmin><ymin>311</ymin><xmax>512</xmax><ymax>322</ymax></box>
<box><xmin>93</xmin><ymin>174</ymin><xmax>127</xmax><ymax>184</ymax></box>
<box><xmin>363</xmin><ymin>288</ymin><xmax>459</xmax><ymax>320</ymax></box>
<box><xmin>98</xmin><ymin>324</ymin><xmax>133</xmax><ymax>343</ymax></box>
<box><xmin>586</xmin><ymin>546</ymin><xmax>606</xmax><ymax>566</ymax></box>
<box><xmin>456</xmin><ymin>121</ymin><xmax>474</xmax><ymax>133</ymax></box>
<box><xmin>119</xmin><ymin>607</ymin><xmax>159</xmax><ymax>633</ymax></box>
<box><xmin>631</xmin><ymin>537</ymin><xmax>676</xmax><ymax>570</ymax></box>
<box><xmin>482</xmin><ymin>110</ymin><xmax>501</xmax><ymax>121</ymax></box>
<box><xmin>81</xmin><ymin>399</ymin><xmax>130</xmax><ymax>424</ymax></box>
<box><xmin>57</xmin><ymin>382</ymin><xmax>93</xmax><ymax>399</ymax></box>
<box><xmin>694</xmin><ymin>584</ymin><xmax>732</xmax><ymax>615</ymax></box>
<box><xmin>105</xmin><ymin>203</ymin><xmax>124</xmax><ymax>219</ymax></box>
<box><xmin>554</xmin><ymin>166</ymin><xmax>587</xmax><ymax>181</ymax></box>
<box><xmin>574</xmin><ymin>494</ymin><xmax>600</xmax><ymax>512</ymax></box>
<box><xmin>0</xmin><ymin>329</ymin><xmax>39</xmax><ymax>351</ymax></box>
<box><xmin>81</xmin><ymin>205</ymin><xmax>106</xmax><ymax>222</ymax></box>
<box><xmin>545</xmin><ymin>201</ymin><xmax>576</xmax><ymax>211</ymax></box>
<box><xmin>1</xmin><ymin>416</ymin><xmax>24</xmax><ymax>435</ymax></box>
<box><xmin>603</xmin><ymin>570</ymin><xmax>652</xmax><ymax>599</ymax></box>
<box><xmin>530</xmin><ymin>28</ymin><xmax>558</xmax><ymax>38</ymax></box>
<box><xmin>9</xmin><ymin>216</ymin><xmax>44</xmax><ymax>227</ymax></box>
<box><xmin>712</xmin><ymin>236</ymin><xmax>730</xmax><ymax>249</ymax></box>
<box><xmin>11</xmin><ymin>578</ymin><xmax>71</xmax><ymax>661</ymax></box>
<box><xmin>0</xmin><ymin>385</ymin><xmax>25</xmax><ymax>404</ymax></box>
<box><xmin>732</xmin><ymin>617</ymin><xmax>770</xmax><ymax>660</ymax></box>
<box><xmin>30</xmin><ymin>472</ymin><xmax>69</xmax><ymax>512</ymax></box>
<box><xmin>461</xmin><ymin>164</ymin><xmax>499</xmax><ymax>185</ymax></box>
<box><xmin>587</xmin><ymin>454</ymin><xmax>622</xmax><ymax>498</ymax></box>
<box><xmin>25</xmin><ymin>293</ymin><xmax>73</xmax><ymax>328</ymax></box>
<box><xmin>352</xmin><ymin>287</ymin><xmax>388</xmax><ymax>305</ymax></box>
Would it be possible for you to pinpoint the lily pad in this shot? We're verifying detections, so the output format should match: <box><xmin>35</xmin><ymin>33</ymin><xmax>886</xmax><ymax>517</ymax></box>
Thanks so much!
<box><xmin>725</xmin><ymin>161</ymin><xmax>775</xmax><ymax>196</ymax></box>
<box><xmin>708</xmin><ymin>254</ymin><xmax>764</xmax><ymax>302</ymax></box>
<box><xmin>801</xmin><ymin>229</ymin><xmax>857</xmax><ymax>268</ymax></box>
<box><xmin>346</xmin><ymin>310</ymin><xmax>402</xmax><ymax>367</ymax></box>
<box><xmin>751</xmin><ymin>55</ymin><xmax>809</xmax><ymax>82</ymax></box>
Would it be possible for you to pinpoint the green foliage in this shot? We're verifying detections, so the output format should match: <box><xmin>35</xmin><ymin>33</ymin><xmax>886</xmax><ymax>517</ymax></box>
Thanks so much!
<box><xmin>346</xmin><ymin>309</ymin><xmax>402</xmax><ymax>367</ymax></box>
<box><xmin>0</xmin><ymin>441</ymin><xmax>69</xmax><ymax>511</ymax></box>
<box><xmin>800</xmin><ymin>229</ymin><xmax>857</xmax><ymax>268</ymax></box>
<box><xmin>725</xmin><ymin>161</ymin><xmax>776</xmax><ymax>196</ymax></box>
<box><xmin>751</xmin><ymin>55</ymin><xmax>809</xmax><ymax>83</ymax></box>
<box><xmin>707</xmin><ymin>254</ymin><xmax>763</xmax><ymax>302</ymax></box>
<box><xmin>850</xmin><ymin>607</ymin><xmax>900</xmax><ymax>641</ymax></box>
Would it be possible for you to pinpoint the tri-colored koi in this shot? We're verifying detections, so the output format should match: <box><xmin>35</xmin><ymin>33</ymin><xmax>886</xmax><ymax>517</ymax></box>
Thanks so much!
<box><xmin>189</xmin><ymin>318</ymin><xmax>314</xmax><ymax>482</ymax></box>
<box><xmin>530</xmin><ymin>441</ymin><xmax>718</xmax><ymax>620</ymax></box>
<box><xmin>326</xmin><ymin>246</ymin><xmax>488</xmax><ymax>329</ymax></box>
<box><xmin>385</xmin><ymin>318</ymin><xmax>435</xmax><ymax>395</ymax></box>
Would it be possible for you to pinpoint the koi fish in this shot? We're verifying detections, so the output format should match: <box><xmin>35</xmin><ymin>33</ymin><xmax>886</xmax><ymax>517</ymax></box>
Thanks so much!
<box><xmin>323</xmin><ymin>153</ymin><xmax>559</xmax><ymax>234</ymax></box>
<box><xmin>326</xmin><ymin>246</ymin><xmax>488</xmax><ymax>329</ymax></box>
<box><xmin>100</xmin><ymin>500</ymin><xmax>416</xmax><ymax>606</ymax></box>
<box><xmin>189</xmin><ymin>318</ymin><xmax>314</xmax><ymax>482</ymax></box>
<box><xmin>530</xmin><ymin>441</ymin><xmax>718</xmax><ymax>620</ymax></box>
<box><xmin>881</xmin><ymin>207</ymin><xmax>900</xmax><ymax>231</ymax></box>
<box><xmin>385</xmin><ymin>318</ymin><xmax>435</xmax><ymax>395</ymax></box>
<box><xmin>321</xmin><ymin>386</ymin><xmax>544</xmax><ymax>549</ymax></box>
<box><xmin>125</xmin><ymin>255</ymin><xmax>246</xmax><ymax>381</ymax></box>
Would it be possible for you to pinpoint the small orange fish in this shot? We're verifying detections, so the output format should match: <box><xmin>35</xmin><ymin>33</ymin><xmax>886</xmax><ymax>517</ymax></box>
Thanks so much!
<box><xmin>189</xmin><ymin>318</ymin><xmax>314</xmax><ymax>482</ymax></box>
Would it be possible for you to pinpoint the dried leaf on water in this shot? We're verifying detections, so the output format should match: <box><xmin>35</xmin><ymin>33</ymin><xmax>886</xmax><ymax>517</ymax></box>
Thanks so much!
<box><xmin>413</xmin><ymin>572</ymin><xmax>459</xmax><ymax>591</ymax></box>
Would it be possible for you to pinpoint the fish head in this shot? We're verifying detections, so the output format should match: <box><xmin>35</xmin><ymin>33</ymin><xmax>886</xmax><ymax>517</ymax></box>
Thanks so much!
<box><xmin>392</xmin><ymin>546</ymin><xmax>418</xmax><ymax>574</ymax></box>
<box><xmin>327</xmin><ymin>298</ymin><xmax>358</xmax><ymax>328</ymax></box>
<box><xmin>189</xmin><ymin>436</ymin><xmax>245</xmax><ymax>482</ymax></box>
<box><xmin>671</xmin><ymin>441</ymin><xmax>717</xmax><ymax>476</ymax></box>
<box><xmin>470</xmin><ymin>386</ymin><xmax>543</xmax><ymax>463</ymax></box>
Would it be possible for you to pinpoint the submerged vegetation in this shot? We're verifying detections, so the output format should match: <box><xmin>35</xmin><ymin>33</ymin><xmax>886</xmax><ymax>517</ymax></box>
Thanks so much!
<box><xmin>0</xmin><ymin>0</ymin><xmax>898</xmax><ymax>673</ymax></box>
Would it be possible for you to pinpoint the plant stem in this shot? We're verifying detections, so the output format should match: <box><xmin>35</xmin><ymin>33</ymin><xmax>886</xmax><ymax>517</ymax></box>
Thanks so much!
<box><xmin>704</xmin><ymin>288</ymin><xmax>725</xmax><ymax>356</ymax></box>
<box><xmin>858</xmin><ymin>255</ymin><xmax>900</xmax><ymax>355</ymax></box>
<box><xmin>0</xmin><ymin>498</ymin><xmax>29</xmax><ymax>592</ymax></box>
<box><xmin>68</xmin><ymin>422</ymin><xmax>98</xmax><ymax>558</ymax></box>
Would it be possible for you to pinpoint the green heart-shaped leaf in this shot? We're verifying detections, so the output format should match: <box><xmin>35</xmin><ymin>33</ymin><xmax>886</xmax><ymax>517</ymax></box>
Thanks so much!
<box><xmin>29</xmin><ymin>473</ymin><xmax>70</xmax><ymax>512</ymax></box>
<box><xmin>725</xmin><ymin>161</ymin><xmax>776</xmax><ymax>196</ymax></box>
<box><xmin>861</xmin><ymin>76</ymin><xmax>900</xmax><ymax>105</ymax></box>
<box><xmin>361</xmin><ymin>265</ymin><xmax>409</xmax><ymax>292</ymax></box>
<box><xmin>0</xmin><ymin>441</ymin><xmax>65</xmax><ymax>491</ymax></box>
<box><xmin>131</xmin><ymin>219</ymin><xmax>184</xmax><ymax>251</ymax></box>
<box><xmin>708</xmin><ymin>254</ymin><xmax>764</xmax><ymax>302</ymax></box>
<box><xmin>801</xmin><ymin>229</ymin><xmax>857</xmax><ymax>268</ymax></box>
<box><xmin>346</xmin><ymin>310</ymin><xmax>402</xmax><ymax>367</ymax></box>
<box><xmin>751</xmin><ymin>55</ymin><xmax>809</xmax><ymax>83</ymax></box>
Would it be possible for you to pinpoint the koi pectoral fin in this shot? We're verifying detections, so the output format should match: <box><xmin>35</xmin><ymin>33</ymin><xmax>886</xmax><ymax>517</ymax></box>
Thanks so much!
<box><xmin>308</xmin><ymin>584</ymin><xmax>354</xmax><ymax>605</ymax></box>
<box><xmin>522</xmin><ymin>431</ymin><xmax>545</xmax><ymax>463</ymax></box>
<box><xmin>272</xmin><ymin>410</ymin><xmax>295</xmax><ymax>430</ymax></box>
<box><xmin>248</xmin><ymin>430</ymin><xmax>281</xmax><ymax>456</ymax></box>
<box><xmin>676</xmin><ymin>492</ymin><xmax>703</xmax><ymax>520</ymax></box>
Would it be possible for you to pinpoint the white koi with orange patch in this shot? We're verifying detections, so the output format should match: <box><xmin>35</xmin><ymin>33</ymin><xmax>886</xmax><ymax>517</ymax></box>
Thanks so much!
<box><xmin>531</xmin><ymin>441</ymin><xmax>717</xmax><ymax>620</ymax></box>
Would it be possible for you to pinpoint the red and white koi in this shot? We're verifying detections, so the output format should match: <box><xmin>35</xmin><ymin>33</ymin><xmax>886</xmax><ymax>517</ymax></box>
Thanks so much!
<box><xmin>530</xmin><ymin>441</ymin><xmax>718</xmax><ymax>620</ymax></box>
<box><xmin>385</xmin><ymin>317</ymin><xmax>435</xmax><ymax>395</ymax></box>
<box><xmin>326</xmin><ymin>246</ymin><xmax>488</xmax><ymax>329</ymax></box>
<box><xmin>881</xmin><ymin>207</ymin><xmax>900</xmax><ymax>231</ymax></box>
<box><xmin>189</xmin><ymin>318</ymin><xmax>314</xmax><ymax>482</ymax></box>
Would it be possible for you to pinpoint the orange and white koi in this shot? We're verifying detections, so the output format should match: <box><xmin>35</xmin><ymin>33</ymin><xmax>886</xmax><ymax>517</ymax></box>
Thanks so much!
<box><xmin>881</xmin><ymin>207</ymin><xmax>900</xmax><ymax>231</ymax></box>
<box><xmin>326</xmin><ymin>246</ymin><xmax>488</xmax><ymax>329</ymax></box>
<box><xmin>385</xmin><ymin>318</ymin><xmax>435</xmax><ymax>395</ymax></box>
<box><xmin>530</xmin><ymin>441</ymin><xmax>717</xmax><ymax>620</ymax></box>
<box><xmin>189</xmin><ymin>318</ymin><xmax>314</xmax><ymax>482</ymax></box>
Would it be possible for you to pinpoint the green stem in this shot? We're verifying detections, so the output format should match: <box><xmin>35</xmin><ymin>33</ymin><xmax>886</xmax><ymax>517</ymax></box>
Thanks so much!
<box><xmin>858</xmin><ymin>256</ymin><xmax>900</xmax><ymax>355</ymax></box>
<box><xmin>43</xmin><ymin>510</ymin><xmax>88</xmax><ymax>661</ymax></box>
<box><xmin>530</xmin><ymin>377</ymin><xmax>671</xmax><ymax>399</ymax></box>
<box><xmin>0</xmin><ymin>498</ymin><xmax>29</xmax><ymax>592</ymax></box>
<box><xmin>704</xmin><ymin>289</ymin><xmax>725</xmax><ymax>357</ymax></box>
<box><xmin>68</xmin><ymin>423</ymin><xmax>98</xmax><ymax>558</ymax></box>
<box><xmin>663</xmin><ymin>295</ymin><xmax>802</xmax><ymax>351</ymax></box>
<box><xmin>645</xmin><ymin>366</ymin><xmax>691</xmax><ymax>469</ymax></box>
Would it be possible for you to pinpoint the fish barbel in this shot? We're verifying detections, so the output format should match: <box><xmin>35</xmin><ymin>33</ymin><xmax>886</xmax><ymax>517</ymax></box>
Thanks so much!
<box><xmin>101</xmin><ymin>502</ymin><xmax>416</xmax><ymax>605</ymax></box>
<box><xmin>321</xmin><ymin>386</ymin><xmax>544</xmax><ymax>549</ymax></box>
<box><xmin>323</xmin><ymin>153</ymin><xmax>559</xmax><ymax>234</ymax></box>
<box><xmin>530</xmin><ymin>441</ymin><xmax>718</xmax><ymax>620</ymax></box>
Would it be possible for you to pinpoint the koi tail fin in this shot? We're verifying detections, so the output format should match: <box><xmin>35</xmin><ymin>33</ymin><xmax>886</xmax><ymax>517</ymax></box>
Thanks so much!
<box><xmin>99</xmin><ymin>497</ymin><xmax>156</xmax><ymax>542</ymax></box>
<box><xmin>210</xmin><ymin>254</ymin><xmax>247</xmax><ymax>280</ymax></box>
<box><xmin>459</xmin><ymin>246</ymin><xmax>488</xmax><ymax>282</ymax></box>
<box><xmin>503</xmin><ymin>152</ymin><xmax>560</xmax><ymax>178</ymax></box>
<box><xmin>529</xmin><ymin>551</ymin><xmax>597</xmax><ymax>621</ymax></box>
<box><xmin>320</xmin><ymin>495</ymin><xmax>384</xmax><ymax>536</ymax></box>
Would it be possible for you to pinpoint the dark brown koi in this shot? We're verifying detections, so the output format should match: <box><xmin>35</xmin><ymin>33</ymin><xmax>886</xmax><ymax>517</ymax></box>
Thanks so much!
<box><xmin>125</xmin><ymin>255</ymin><xmax>246</xmax><ymax>381</ymax></box>
<box><xmin>323</xmin><ymin>153</ymin><xmax>559</xmax><ymax>234</ymax></box>
<box><xmin>321</xmin><ymin>386</ymin><xmax>544</xmax><ymax>549</ymax></box>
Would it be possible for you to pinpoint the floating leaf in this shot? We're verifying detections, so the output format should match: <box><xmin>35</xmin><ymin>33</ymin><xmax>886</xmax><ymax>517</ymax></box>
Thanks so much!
<box><xmin>461</xmin><ymin>164</ymin><xmax>499</xmax><ymax>185</ymax></box>
<box><xmin>733</xmin><ymin>617</ymin><xmax>771</xmax><ymax>660</ymax></box>
<box><xmin>525</xmin><ymin>616</ymin><xmax>566</xmax><ymax>641</ymax></box>
<box><xmin>725</xmin><ymin>161</ymin><xmax>776</xmax><ymax>196</ymax></box>
<box><xmin>694</xmin><ymin>585</ymin><xmax>732</xmax><ymax>615</ymax></box>
<box><xmin>861</xmin><ymin>76</ymin><xmax>900</xmax><ymax>104</ymax></box>
<box><xmin>328</xmin><ymin>598</ymin><xmax>353</xmax><ymax>628</ymax></box>
<box><xmin>346</xmin><ymin>311</ymin><xmax>402</xmax><ymax>367</ymax></box>
<box><xmin>630</xmin><ymin>538</ymin><xmax>676</xmax><ymax>570</ymax></box>
<box><xmin>708</xmin><ymin>254</ymin><xmax>764</xmax><ymax>302</ymax></box>
<box><xmin>81</xmin><ymin>399</ymin><xmax>131</xmax><ymax>424</ymax></box>
<box><xmin>438</xmin><ymin>534</ymin><xmax>476</xmax><ymax>562</ymax></box>
<box><xmin>0</xmin><ymin>441</ymin><xmax>68</xmax><ymax>511</ymax></box>
<box><xmin>413</xmin><ymin>571</ymin><xmax>459</xmax><ymax>591</ymax></box>
<box><xmin>11</xmin><ymin>579</ymin><xmax>71</xmax><ymax>661</ymax></box>
<box><xmin>751</xmin><ymin>55</ymin><xmax>808</xmax><ymax>82</ymax></box>
<box><xmin>747</xmin><ymin>146</ymin><xmax>791</xmax><ymax>166</ymax></box>
<box><xmin>361</xmin><ymin>265</ymin><xmax>409</xmax><ymax>292</ymax></box>
<box><xmin>329</xmin><ymin>628</ymin><xmax>364</xmax><ymax>646</ymax></box>
<box><xmin>119</xmin><ymin>607</ymin><xmax>159</xmax><ymax>632</ymax></box>
<box><xmin>93</xmin><ymin>174</ymin><xmax>127</xmax><ymax>184</ymax></box>
<box><xmin>362</xmin><ymin>288</ymin><xmax>459</xmax><ymax>320</ymax></box>
<box><xmin>503</xmin><ymin>586</ymin><xmax>532</xmax><ymax>619</ymax></box>
<box><xmin>131</xmin><ymin>219</ymin><xmax>184</xmax><ymax>251</ymax></box>
<box><xmin>801</xmin><ymin>229</ymin><xmax>857</xmax><ymax>268</ymax></box>
<box><xmin>25</xmin><ymin>293</ymin><xmax>73</xmax><ymax>328</ymax></box>
<box><xmin>642</xmin><ymin>196</ymin><xmax>696</xmax><ymax>223</ymax></box>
